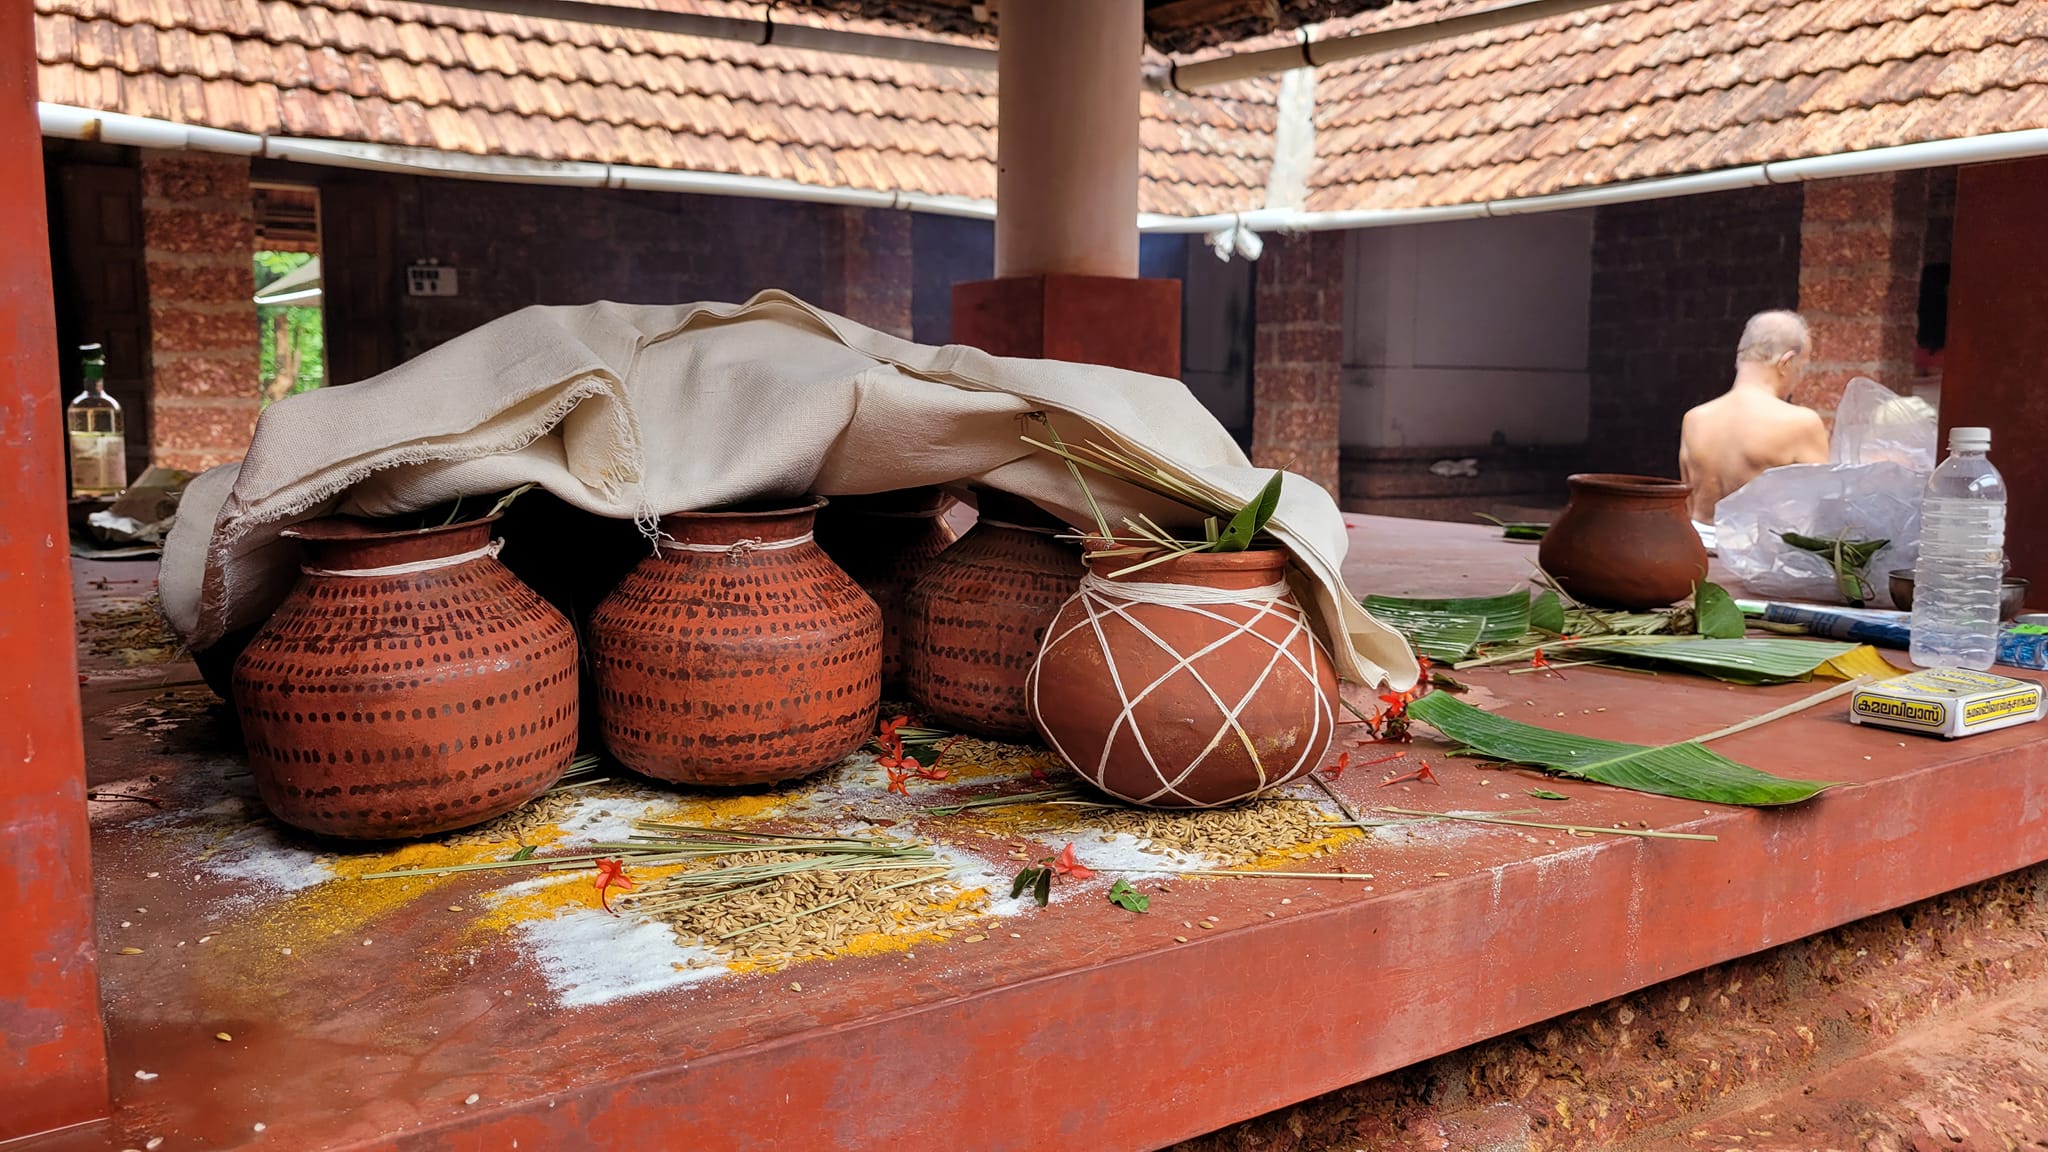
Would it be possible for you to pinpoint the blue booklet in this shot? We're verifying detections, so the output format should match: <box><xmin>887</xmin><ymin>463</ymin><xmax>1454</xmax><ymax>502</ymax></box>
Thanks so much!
<box><xmin>1757</xmin><ymin>602</ymin><xmax>2048</xmax><ymax>670</ymax></box>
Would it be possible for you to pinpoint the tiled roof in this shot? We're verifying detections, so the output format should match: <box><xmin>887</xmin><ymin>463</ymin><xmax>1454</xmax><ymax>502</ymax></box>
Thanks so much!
<box><xmin>36</xmin><ymin>0</ymin><xmax>2048</xmax><ymax>218</ymax></box>
<box><xmin>33</xmin><ymin>0</ymin><xmax>1280</xmax><ymax>217</ymax></box>
<box><xmin>1309</xmin><ymin>0</ymin><xmax>2048</xmax><ymax>212</ymax></box>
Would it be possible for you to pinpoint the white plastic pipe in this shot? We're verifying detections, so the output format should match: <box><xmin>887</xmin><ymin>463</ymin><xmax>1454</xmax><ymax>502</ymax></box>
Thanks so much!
<box><xmin>40</xmin><ymin>104</ymin><xmax>2048</xmax><ymax>240</ymax></box>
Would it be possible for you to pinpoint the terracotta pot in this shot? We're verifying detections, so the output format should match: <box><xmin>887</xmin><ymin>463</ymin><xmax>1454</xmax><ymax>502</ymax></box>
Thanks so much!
<box><xmin>902</xmin><ymin>490</ymin><xmax>1084</xmax><ymax>739</ymax></box>
<box><xmin>814</xmin><ymin>487</ymin><xmax>959</xmax><ymax>687</ymax></box>
<box><xmin>1538</xmin><ymin>473</ymin><xmax>1709</xmax><ymax>610</ymax></box>
<box><xmin>231</xmin><ymin>516</ymin><xmax>580</xmax><ymax>839</ymax></box>
<box><xmin>588</xmin><ymin>499</ymin><xmax>882</xmax><ymax>786</ymax></box>
<box><xmin>1026</xmin><ymin>548</ymin><xmax>1338</xmax><ymax>809</ymax></box>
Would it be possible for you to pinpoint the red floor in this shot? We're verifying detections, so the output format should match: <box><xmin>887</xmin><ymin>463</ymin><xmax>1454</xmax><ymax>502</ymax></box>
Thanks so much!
<box><xmin>28</xmin><ymin>517</ymin><xmax>2048</xmax><ymax>1152</ymax></box>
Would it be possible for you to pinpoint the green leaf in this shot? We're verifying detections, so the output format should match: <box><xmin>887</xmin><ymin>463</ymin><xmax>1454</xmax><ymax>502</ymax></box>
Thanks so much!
<box><xmin>1106</xmin><ymin>879</ymin><xmax>1150</xmax><ymax>913</ymax></box>
<box><xmin>1011</xmin><ymin>866</ymin><xmax>1041</xmax><ymax>901</ymax></box>
<box><xmin>1694</xmin><ymin>581</ymin><xmax>1746</xmax><ymax>639</ymax></box>
<box><xmin>1530</xmin><ymin>590</ymin><xmax>1567</xmax><ymax>634</ymax></box>
<box><xmin>1474</xmin><ymin>513</ymin><xmax>1550</xmax><ymax>540</ymax></box>
<box><xmin>1213</xmin><ymin>471</ymin><xmax>1285</xmax><ymax>552</ymax></box>
<box><xmin>1363</xmin><ymin>590</ymin><xmax>1533</xmax><ymax>660</ymax></box>
<box><xmin>1572</xmin><ymin>636</ymin><xmax>1865</xmax><ymax>685</ymax></box>
<box><xmin>509</xmin><ymin>845</ymin><xmax>537</xmax><ymax>861</ymax></box>
<box><xmin>1407</xmin><ymin>693</ymin><xmax>1836</xmax><ymax>806</ymax></box>
<box><xmin>1526</xmin><ymin>788</ymin><xmax>1570</xmax><ymax>801</ymax></box>
<box><xmin>1033</xmin><ymin>867</ymin><xmax>1053</xmax><ymax>907</ymax></box>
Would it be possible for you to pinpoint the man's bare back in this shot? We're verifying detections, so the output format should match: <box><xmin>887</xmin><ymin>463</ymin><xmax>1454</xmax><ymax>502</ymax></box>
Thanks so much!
<box><xmin>1678</xmin><ymin>311</ymin><xmax>1831</xmax><ymax>522</ymax></box>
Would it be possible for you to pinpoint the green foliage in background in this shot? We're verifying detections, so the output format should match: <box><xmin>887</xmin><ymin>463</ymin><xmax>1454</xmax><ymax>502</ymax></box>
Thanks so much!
<box><xmin>254</xmin><ymin>251</ymin><xmax>324</xmax><ymax>404</ymax></box>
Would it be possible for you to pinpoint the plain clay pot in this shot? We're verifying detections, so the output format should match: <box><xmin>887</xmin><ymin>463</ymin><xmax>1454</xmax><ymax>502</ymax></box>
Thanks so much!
<box><xmin>1538</xmin><ymin>473</ymin><xmax>1709</xmax><ymax>610</ymax></box>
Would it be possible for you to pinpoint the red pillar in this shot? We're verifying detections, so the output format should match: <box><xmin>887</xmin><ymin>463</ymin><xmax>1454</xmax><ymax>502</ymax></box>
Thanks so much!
<box><xmin>1251</xmin><ymin>231</ymin><xmax>1344</xmax><ymax>497</ymax></box>
<box><xmin>1943</xmin><ymin>158</ymin><xmax>2048</xmax><ymax>590</ymax></box>
<box><xmin>0</xmin><ymin>2</ymin><xmax>111</xmax><ymax>1139</ymax></box>
<box><xmin>1795</xmin><ymin>171</ymin><xmax>1927</xmax><ymax>416</ymax></box>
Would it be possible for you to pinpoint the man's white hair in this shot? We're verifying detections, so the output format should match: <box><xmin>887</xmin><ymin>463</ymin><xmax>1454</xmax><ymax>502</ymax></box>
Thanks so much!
<box><xmin>1735</xmin><ymin>310</ymin><xmax>1810</xmax><ymax>364</ymax></box>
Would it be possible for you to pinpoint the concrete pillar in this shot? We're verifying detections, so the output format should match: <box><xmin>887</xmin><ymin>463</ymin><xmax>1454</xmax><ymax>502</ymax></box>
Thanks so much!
<box><xmin>819</xmin><ymin>206</ymin><xmax>914</xmax><ymax>339</ymax></box>
<box><xmin>0</xmin><ymin>2</ymin><xmax>110</xmax><ymax>1138</ymax></box>
<box><xmin>1795</xmin><ymin>171</ymin><xmax>1927</xmax><ymax>415</ymax></box>
<box><xmin>1942</xmin><ymin>158</ymin><xmax>2048</xmax><ymax>592</ymax></box>
<box><xmin>1251</xmin><ymin>231</ymin><xmax>1344</xmax><ymax>497</ymax></box>
<box><xmin>952</xmin><ymin>0</ymin><xmax>1180</xmax><ymax>379</ymax></box>
<box><xmin>139</xmin><ymin>150</ymin><xmax>260</xmax><ymax>472</ymax></box>
<box><xmin>993</xmin><ymin>0</ymin><xmax>1141</xmax><ymax>279</ymax></box>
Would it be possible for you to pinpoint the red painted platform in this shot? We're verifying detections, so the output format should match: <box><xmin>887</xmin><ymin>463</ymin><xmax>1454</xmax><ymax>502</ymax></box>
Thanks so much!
<box><xmin>28</xmin><ymin>517</ymin><xmax>2048</xmax><ymax>1152</ymax></box>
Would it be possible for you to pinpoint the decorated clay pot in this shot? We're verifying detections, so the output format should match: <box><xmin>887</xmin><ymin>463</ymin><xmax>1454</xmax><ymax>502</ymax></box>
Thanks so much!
<box><xmin>231</xmin><ymin>516</ymin><xmax>580</xmax><ymax>839</ymax></box>
<box><xmin>1026</xmin><ymin>548</ymin><xmax>1337</xmax><ymax>809</ymax></box>
<box><xmin>588</xmin><ymin>499</ymin><xmax>881</xmax><ymax>786</ymax></box>
<box><xmin>1539</xmin><ymin>473</ymin><xmax>1709</xmax><ymax>610</ymax></box>
<box><xmin>815</xmin><ymin>487</ymin><xmax>959</xmax><ymax>687</ymax></box>
<box><xmin>902</xmin><ymin>489</ymin><xmax>1084</xmax><ymax>739</ymax></box>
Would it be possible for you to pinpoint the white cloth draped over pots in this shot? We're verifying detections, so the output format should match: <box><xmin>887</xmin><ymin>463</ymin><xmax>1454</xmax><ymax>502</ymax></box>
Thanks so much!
<box><xmin>159</xmin><ymin>291</ymin><xmax>1419</xmax><ymax>690</ymax></box>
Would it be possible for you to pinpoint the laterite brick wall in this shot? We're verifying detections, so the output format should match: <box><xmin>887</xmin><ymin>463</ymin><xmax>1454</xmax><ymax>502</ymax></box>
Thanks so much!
<box><xmin>1251</xmin><ymin>230</ymin><xmax>1344</xmax><ymax>497</ymax></box>
<box><xmin>1795</xmin><ymin>170</ymin><xmax>1928</xmax><ymax>415</ymax></box>
<box><xmin>139</xmin><ymin>150</ymin><xmax>260</xmax><ymax>473</ymax></box>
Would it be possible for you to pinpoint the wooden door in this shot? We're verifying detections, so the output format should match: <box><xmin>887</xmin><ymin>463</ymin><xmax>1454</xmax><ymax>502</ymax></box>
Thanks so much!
<box><xmin>320</xmin><ymin>178</ymin><xmax>400</xmax><ymax>384</ymax></box>
<box><xmin>54</xmin><ymin>160</ymin><xmax>151</xmax><ymax>480</ymax></box>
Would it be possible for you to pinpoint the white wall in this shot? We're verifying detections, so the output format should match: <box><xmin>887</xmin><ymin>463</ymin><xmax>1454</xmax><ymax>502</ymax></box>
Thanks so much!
<box><xmin>1342</xmin><ymin>211</ymin><xmax>1594</xmax><ymax>448</ymax></box>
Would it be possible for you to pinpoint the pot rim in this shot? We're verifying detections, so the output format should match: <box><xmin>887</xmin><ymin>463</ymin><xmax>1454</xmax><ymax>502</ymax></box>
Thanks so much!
<box><xmin>282</xmin><ymin>512</ymin><xmax>502</xmax><ymax>543</ymax></box>
<box><xmin>660</xmin><ymin>496</ymin><xmax>829</xmax><ymax>520</ymax></box>
<box><xmin>1084</xmin><ymin>546</ymin><xmax>1290</xmax><ymax>584</ymax></box>
<box><xmin>1566</xmin><ymin>472</ymin><xmax>1693</xmax><ymax>496</ymax></box>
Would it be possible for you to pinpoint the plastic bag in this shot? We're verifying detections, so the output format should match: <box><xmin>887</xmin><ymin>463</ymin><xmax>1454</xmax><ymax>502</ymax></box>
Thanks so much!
<box><xmin>1714</xmin><ymin>460</ymin><xmax>1924</xmax><ymax>607</ymax></box>
<box><xmin>1831</xmin><ymin>376</ymin><xmax>1937</xmax><ymax>470</ymax></box>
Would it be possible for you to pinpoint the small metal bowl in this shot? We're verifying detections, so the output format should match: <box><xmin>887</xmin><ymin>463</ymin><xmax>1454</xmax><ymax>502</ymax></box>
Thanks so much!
<box><xmin>1887</xmin><ymin>569</ymin><xmax>2030</xmax><ymax>619</ymax></box>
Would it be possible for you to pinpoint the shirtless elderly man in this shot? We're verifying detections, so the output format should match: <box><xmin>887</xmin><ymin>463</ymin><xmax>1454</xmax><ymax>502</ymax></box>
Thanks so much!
<box><xmin>1679</xmin><ymin>310</ymin><xmax>1830</xmax><ymax>523</ymax></box>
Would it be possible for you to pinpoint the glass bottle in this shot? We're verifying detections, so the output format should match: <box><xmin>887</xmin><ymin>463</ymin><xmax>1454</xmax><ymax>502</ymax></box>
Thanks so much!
<box><xmin>67</xmin><ymin>343</ymin><xmax>127</xmax><ymax>498</ymax></box>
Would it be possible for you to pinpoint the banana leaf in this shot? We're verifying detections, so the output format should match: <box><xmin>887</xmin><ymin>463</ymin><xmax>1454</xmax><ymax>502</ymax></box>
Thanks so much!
<box><xmin>1363</xmin><ymin>590</ymin><xmax>1533</xmax><ymax>660</ymax></box>
<box><xmin>1572</xmin><ymin>636</ymin><xmax>1897</xmax><ymax>685</ymax></box>
<box><xmin>1407</xmin><ymin>693</ymin><xmax>1837</xmax><ymax>806</ymax></box>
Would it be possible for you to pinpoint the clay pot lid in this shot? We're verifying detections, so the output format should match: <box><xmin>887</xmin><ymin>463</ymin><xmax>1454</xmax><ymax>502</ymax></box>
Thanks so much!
<box><xmin>1566</xmin><ymin>473</ymin><xmax>1693</xmax><ymax>495</ymax></box>
<box><xmin>282</xmin><ymin>512</ymin><xmax>502</xmax><ymax>542</ymax></box>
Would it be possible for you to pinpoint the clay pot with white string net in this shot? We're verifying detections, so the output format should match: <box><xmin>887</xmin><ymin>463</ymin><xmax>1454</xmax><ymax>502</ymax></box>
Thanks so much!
<box><xmin>232</xmin><ymin>514</ymin><xmax>580</xmax><ymax>838</ymax></box>
<box><xmin>1025</xmin><ymin>547</ymin><xmax>1338</xmax><ymax>809</ymax></box>
<box><xmin>588</xmin><ymin>498</ymin><xmax>883</xmax><ymax>786</ymax></box>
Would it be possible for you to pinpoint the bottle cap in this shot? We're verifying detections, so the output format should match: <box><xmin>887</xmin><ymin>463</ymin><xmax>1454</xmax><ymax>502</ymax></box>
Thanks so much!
<box><xmin>1951</xmin><ymin>426</ymin><xmax>1991</xmax><ymax>452</ymax></box>
<box><xmin>78</xmin><ymin>342</ymin><xmax>103</xmax><ymax>353</ymax></box>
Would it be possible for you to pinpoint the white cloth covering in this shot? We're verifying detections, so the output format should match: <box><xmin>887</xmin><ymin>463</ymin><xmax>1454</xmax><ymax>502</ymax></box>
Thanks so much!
<box><xmin>160</xmin><ymin>291</ymin><xmax>1417</xmax><ymax>689</ymax></box>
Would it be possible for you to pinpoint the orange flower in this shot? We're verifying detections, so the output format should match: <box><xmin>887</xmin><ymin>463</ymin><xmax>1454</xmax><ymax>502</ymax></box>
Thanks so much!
<box><xmin>1378</xmin><ymin>761</ymin><xmax>1439</xmax><ymax>788</ymax></box>
<box><xmin>1050</xmin><ymin>843</ymin><xmax>1095</xmax><ymax>880</ymax></box>
<box><xmin>593</xmin><ymin>858</ymin><xmax>634</xmax><ymax>914</ymax></box>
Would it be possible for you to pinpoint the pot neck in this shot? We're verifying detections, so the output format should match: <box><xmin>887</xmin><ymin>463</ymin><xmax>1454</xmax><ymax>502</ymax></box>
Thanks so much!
<box><xmin>287</xmin><ymin>518</ymin><xmax>495</xmax><ymax>571</ymax></box>
<box><xmin>657</xmin><ymin>502</ymin><xmax>822</xmax><ymax>549</ymax></box>
<box><xmin>1085</xmin><ymin>547</ymin><xmax>1290</xmax><ymax>591</ymax></box>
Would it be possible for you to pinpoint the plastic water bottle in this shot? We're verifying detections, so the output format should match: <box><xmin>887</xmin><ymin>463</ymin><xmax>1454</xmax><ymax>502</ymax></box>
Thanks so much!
<box><xmin>1909</xmin><ymin>426</ymin><xmax>2006</xmax><ymax>670</ymax></box>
